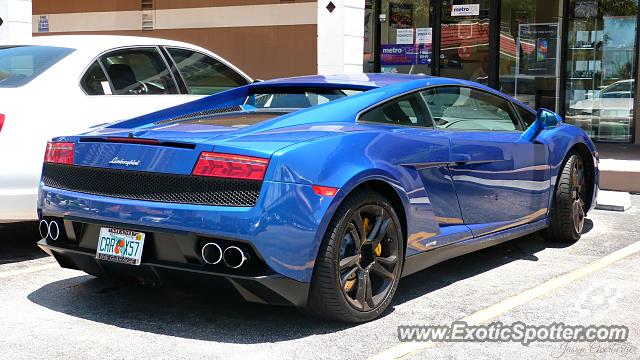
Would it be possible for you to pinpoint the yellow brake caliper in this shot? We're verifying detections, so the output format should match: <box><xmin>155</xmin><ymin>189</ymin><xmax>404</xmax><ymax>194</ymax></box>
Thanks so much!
<box><xmin>345</xmin><ymin>217</ymin><xmax>377</xmax><ymax>293</ymax></box>
<box><xmin>364</xmin><ymin>218</ymin><xmax>382</xmax><ymax>256</ymax></box>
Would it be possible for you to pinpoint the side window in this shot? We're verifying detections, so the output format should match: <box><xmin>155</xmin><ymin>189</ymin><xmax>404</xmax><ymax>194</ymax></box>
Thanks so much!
<box><xmin>515</xmin><ymin>105</ymin><xmax>536</xmax><ymax>127</ymax></box>
<box><xmin>167</xmin><ymin>48</ymin><xmax>248</xmax><ymax>95</ymax></box>
<box><xmin>100</xmin><ymin>47</ymin><xmax>178</xmax><ymax>95</ymax></box>
<box><xmin>422</xmin><ymin>86</ymin><xmax>522</xmax><ymax>131</ymax></box>
<box><xmin>359</xmin><ymin>93</ymin><xmax>432</xmax><ymax>127</ymax></box>
<box><xmin>80</xmin><ymin>61</ymin><xmax>110</xmax><ymax>95</ymax></box>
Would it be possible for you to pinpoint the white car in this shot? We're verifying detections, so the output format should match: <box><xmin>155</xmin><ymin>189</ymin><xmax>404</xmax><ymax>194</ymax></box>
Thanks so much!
<box><xmin>0</xmin><ymin>35</ymin><xmax>252</xmax><ymax>223</ymax></box>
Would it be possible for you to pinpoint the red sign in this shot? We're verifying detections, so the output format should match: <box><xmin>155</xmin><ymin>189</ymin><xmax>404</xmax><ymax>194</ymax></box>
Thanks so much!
<box><xmin>458</xmin><ymin>46</ymin><xmax>472</xmax><ymax>58</ymax></box>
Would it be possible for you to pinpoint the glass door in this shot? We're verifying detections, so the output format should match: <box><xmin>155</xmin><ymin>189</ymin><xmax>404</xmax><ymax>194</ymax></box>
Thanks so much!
<box><xmin>565</xmin><ymin>0</ymin><xmax>638</xmax><ymax>142</ymax></box>
<box><xmin>498</xmin><ymin>0</ymin><xmax>562</xmax><ymax>111</ymax></box>
<box><xmin>378</xmin><ymin>0</ymin><xmax>433</xmax><ymax>74</ymax></box>
<box><xmin>439</xmin><ymin>0</ymin><xmax>491</xmax><ymax>85</ymax></box>
<box><xmin>364</xmin><ymin>0</ymin><xmax>377</xmax><ymax>72</ymax></box>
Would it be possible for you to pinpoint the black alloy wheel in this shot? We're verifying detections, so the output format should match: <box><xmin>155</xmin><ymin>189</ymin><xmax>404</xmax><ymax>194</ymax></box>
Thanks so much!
<box><xmin>547</xmin><ymin>153</ymin><xmax>588</xmax><ymax>242</ymax></box>
<box><xmin>307</xmin><ymin>189</ymin><xmax>404</xmax><ymax>323</ymax></box>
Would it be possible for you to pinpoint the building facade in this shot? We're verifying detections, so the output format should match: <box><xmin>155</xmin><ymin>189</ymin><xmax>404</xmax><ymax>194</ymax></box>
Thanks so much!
<box><xmin>31</xmin><ymin>0</ymin><xmax>640</xmax><ymax>144</ymax></box>
<box><xmin>32</xmin><ymin>0</ymin><xmax>321</xmax><ymax>79</ymax></box>
<box><xmin>364</xmin><ymin>0</ymin><xmax>640</xmax><ymax>144</ymax></box>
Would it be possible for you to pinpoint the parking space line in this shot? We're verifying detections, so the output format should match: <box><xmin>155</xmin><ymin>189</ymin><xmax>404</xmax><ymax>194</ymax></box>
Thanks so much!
<box><xmin>0</xmin><ymin>263</ymin><xmax>59</xmax><ymax>279</ymax></box>
<box><xmin>369</xmin><ymin>240</ymin><xmax>640</xmax><ymax>360</ymax></box>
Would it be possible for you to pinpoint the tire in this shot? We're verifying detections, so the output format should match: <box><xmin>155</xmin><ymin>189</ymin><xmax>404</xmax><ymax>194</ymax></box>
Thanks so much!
<box><xmin>306</xmin><ymin>189</ymin><xmax>404</xmax><ymax>323</ymax></box>
<box><xmin>546</xmin><ymin>152</ymin><xmax>588</xmax><ymax>242</ymax></box>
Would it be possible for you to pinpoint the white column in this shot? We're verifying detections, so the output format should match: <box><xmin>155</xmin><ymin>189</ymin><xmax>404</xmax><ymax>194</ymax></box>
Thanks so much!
<box><xmin>317</xmin><ymin>0</ymin><xmax>365</xmax><ymax>74</ymax></box>
<box><xmin>0</xmin><ymin>0</ymin><xmax>32</xmax><ymax>42</ymax></box>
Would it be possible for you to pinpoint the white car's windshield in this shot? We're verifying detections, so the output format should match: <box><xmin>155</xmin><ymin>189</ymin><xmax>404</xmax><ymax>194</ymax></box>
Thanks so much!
<box><xmin>0</xmin><ymin>45</ymin><xmax>75</xmax><ymax>88</ymax></box>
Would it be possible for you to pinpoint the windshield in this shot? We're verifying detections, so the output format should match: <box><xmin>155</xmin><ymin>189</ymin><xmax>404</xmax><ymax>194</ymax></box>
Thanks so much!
<box><xmin>0</xmin><ymin>45</ymin><xmax>75</xmax><ymax>88</ymax></box>
<box><xmin>245</xmin><ymin>87</ymin><xmax>364</xmax><ymax>109</ymax></box>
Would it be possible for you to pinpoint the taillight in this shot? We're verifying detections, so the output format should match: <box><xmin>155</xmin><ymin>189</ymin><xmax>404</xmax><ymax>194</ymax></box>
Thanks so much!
<box><xmin>45</xmin><ymin>142</ymin><xmax>74</xmax><ymax>165</ymax></box>
<box><xmin>192</xmin><ymin>152</ymin><xmax>269</xmax><ymax>180</ymax></box>
<box><xmin>0</xmin><ymin>113</ymin><xmax>5</xmax><ymax>133</ymax></box>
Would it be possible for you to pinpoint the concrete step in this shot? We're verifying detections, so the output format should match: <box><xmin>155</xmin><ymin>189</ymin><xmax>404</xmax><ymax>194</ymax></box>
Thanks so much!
<box><xmin>596</xmin><ymin>144</ymin><xmax>640</xmax><ymax>193</ymax></box>
<box><xmin>599</xmin><ymin>159</ymin><xmax>640</xmax><ymax>193</ymax></box>
<box><xmin>595</xmin><ymin>190</ymin><xmax>632</xmax><ymax>211</ymax></box>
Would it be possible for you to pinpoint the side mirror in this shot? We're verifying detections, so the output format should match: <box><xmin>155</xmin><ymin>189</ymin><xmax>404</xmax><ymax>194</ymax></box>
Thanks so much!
<box><xmin>520</xmin><ymin>108</ymin><xmax>563</xmax><ymax>142</ymax></box>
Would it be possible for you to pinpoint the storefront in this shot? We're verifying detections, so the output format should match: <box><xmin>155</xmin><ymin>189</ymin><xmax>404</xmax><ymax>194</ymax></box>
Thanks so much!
<box><xmin>363</xmin><ymin>0</ymin><xmax>640</xmax><ymax>143</ymax></box>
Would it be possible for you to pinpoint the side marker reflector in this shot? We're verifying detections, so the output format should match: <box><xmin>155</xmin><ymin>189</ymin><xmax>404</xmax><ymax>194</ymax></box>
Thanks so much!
<box><xmin>312</xmin><ymin>185</ymin><xmax>339</xmax><ymax>197</ymax></box>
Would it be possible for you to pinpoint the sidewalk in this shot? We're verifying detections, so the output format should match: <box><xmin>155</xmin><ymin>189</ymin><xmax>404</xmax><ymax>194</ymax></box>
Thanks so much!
<box><xmin>597</xmin><ymin>143</ymin><xmax>640</xmax><ymax>193</ymax></box>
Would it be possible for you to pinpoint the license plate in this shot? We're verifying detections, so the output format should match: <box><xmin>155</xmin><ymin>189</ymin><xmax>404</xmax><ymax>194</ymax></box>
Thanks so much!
<box><xmin>96</xmin><ymin>227</ymin><xmax>146</xmax><ymax>266</ymax></box>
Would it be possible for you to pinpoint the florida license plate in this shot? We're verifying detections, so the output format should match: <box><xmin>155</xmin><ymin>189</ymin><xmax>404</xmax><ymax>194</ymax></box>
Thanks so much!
<box><xmin>96</xmin><ymin>227</ymin><xmax>146</xmax><ymax>266</ymax></box>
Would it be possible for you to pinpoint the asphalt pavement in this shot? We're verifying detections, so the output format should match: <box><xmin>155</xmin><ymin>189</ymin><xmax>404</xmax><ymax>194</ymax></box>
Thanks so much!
<box><xmin>0</xmin><ymin>197</ymin><xmax>638</xmax><ymax>360</ymax></box>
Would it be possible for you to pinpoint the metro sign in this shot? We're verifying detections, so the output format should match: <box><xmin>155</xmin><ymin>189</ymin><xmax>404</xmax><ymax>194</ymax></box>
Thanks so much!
<box><xmin>451</xmin><ymin>4</ymin><xmax>480</xmax><ymax>16</ymax></box>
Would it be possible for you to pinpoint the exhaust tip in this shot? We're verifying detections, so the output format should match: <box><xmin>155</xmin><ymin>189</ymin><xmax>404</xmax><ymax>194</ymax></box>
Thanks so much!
<box><xmin>48</xmin><ymin>221</ymin><xmax>60</xmax><ymax>241</ymax></box>
<box><xmin>201</xmin><ymin>242</ymin><xmax>223</xmax><ymax>265</ymax></box>
<box><xmin>38</xmin><ymin>220</ymin><xmax>49</xmax><ymax>239</ymax></box>
<box><xmin>223</xmin><ymin>246</ymin><xmax>248</xmax><ymax>269</ymax></box>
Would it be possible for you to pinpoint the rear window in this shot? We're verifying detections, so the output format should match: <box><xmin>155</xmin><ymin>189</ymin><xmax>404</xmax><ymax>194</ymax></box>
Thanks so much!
<box><xmin>0</xmin><ymin>46</ymin><xmax>75</xmax><ymax>88</ymax></box>
<box><xmin>245</xmin><ymin>87</ymin><xmax>364</xmax><ymax>109</ymax></box>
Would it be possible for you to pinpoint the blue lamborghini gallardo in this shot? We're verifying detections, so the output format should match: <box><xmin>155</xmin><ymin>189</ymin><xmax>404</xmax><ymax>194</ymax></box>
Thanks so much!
<box><xmin>38</xmin><ymin>74</ymin><xmax>598</xmax><ymax>322</ymax></box>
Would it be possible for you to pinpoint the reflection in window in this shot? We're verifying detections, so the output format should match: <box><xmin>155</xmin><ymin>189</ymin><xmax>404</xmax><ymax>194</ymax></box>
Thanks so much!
<box><xmin>422</xmin><ymin>86</ymin><xmax>521</xmax><ymax>131</ymax></box>
<box><xmin>378</xmin><ymin>0</ymin><xmax>432</xmax><ymax>75</ymax></box>
<box><xmin>440</xmin><ymin>0</ymin><xmax>491</xmax><ymax>84</ymax></box>
<box><xmin>246</xmin><ymin>88</ymin><xmax>363</xmax><ymax>109</ymax></box>
<box><xmin>565</xmin><ymin>0</ymin><xmax>638</xmax><ymax>142</ymax></box>
<box><xmin>499</xmin><ymin>0</ymin><xmax>562</xmax><ymax>111</ymax></box>
<box><xmin>359</xmin><ymin>93</ymin><xmax>431</xmax><ymax>126</ymax></box>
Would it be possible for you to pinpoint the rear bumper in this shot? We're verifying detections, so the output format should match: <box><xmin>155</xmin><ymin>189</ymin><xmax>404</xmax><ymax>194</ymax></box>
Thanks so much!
<box><xmin>38</xmin><ymin>179</ymin><xmax>337</xmax><ymax>283</ymax></box>
<box><xmin>38</xmin><ymin>238</ymin><xmax>310</xmax><ymax>307</ymax></box>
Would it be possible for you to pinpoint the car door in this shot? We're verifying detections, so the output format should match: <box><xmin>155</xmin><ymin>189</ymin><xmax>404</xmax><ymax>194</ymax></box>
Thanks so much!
<box><xmin>164</xmin><ymin>47</ymin><xmax>250</xmax><ymax>96</ymax></box>
<box><xmin>421</xmin><ymin>86</ymin><xmax>551</xmax><ymax>237</ymax></box>
<box><xmin>358</xmin><ymin>92</ymin><xmax>473</xmax><ymax>254</ymax></box>
<box><xmin>79</xmin><ymin>46</ymin><xmax>197</xmax><ymax>123</ymax></box>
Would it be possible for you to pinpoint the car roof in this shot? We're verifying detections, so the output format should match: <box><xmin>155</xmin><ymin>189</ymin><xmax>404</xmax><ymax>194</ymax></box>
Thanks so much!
<box><xmin>252</xmin><ymin>73</ymin><xmax>432</xmax><ymax>90</ymax></box>
<box><xmin>5</xmin><ymin>35</ymin><xmax>204</xmax><ymax>52</ymax></box>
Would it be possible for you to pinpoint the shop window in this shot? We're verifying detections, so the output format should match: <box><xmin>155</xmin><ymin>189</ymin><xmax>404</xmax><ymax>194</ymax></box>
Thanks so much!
<box><xmin>565</xmin><ymin>0</ymin><xmax>638</xmax><ymax>142</ymax></box>
<box><xmin>378</xmin><ymin>0</ymin><xmax>433</xmax><ymax>74</ymax></box>
<box><xmin>440</xmin><ymin>0</ymin><xmax>491</xmax><ymax>84</ymax></box>
<box><xmin>498</xmin><ymin>0</ymin><xmax>562</xmax><ymax>112</ymax></box>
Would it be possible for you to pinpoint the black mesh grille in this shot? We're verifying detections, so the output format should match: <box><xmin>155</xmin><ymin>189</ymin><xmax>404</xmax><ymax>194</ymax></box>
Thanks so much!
<box><xmin>42</xmin><ymin>163</ymin><xmax>261</xmax><ymax>207</ymax></box>
<box><xmin>154</xmin><ymin>106</ymin><xmax>243</xmax><ymax>125</ymax></box>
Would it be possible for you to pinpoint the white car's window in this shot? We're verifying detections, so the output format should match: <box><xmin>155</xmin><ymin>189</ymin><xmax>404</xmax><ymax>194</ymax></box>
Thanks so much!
<box><xmin>80</xmin><ymin>61</ymin><xmax>110</xmax><ymax>95</ymax></box>
<box><xmin>422</xmin><ymin>86</ymin><xmax>522</xmax><ymax>131</ymax></box>
<box><xmin>599</xmin><ymin>81</ymin><xmax>634</xmax><ymax>99</ymax></box>
<box><xmin>100</xmin><ymin>47</ymin><xmax>178</xmax><ymax>95</ymax></box>
<box><xmin>166</xmin><ymin>48</ymin><xmax>248</xmax><ymax>95</ymax></box>
<box><xmin>0</xmin><ymin>45</ymin><xmax>75</xmax><ymax>88</ymax></box>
